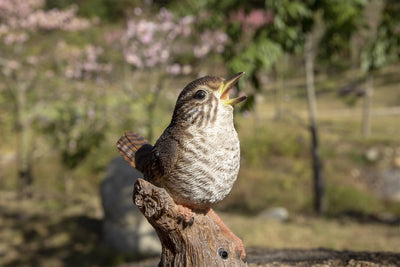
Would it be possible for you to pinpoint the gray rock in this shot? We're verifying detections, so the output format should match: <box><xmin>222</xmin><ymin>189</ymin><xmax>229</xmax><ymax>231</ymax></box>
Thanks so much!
<box><xmin>381</xmin><ymin>166</ymin><xmax>400</xmax><ymax>202</ymax></box>
<box><xmin>101</xmin><ymin>156</ymin><xmax>161</xmax><ymax>255</ymax></box>
<box><xmin>258</xmin><ymin>207</ymin><xmax>289</xmax><ymax>221</ymax></box>
<box><xmin>365</xmin><ymin>147</ymin><xmax>380</xmax><ymax>162</ymax></box>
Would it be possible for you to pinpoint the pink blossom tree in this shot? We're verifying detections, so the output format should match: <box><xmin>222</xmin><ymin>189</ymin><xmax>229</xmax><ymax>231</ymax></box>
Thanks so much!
<box><xmin>116</xmin><ymin>7</ymin><xmax>228</xmax><ymax>141</ymax></box>
<box><xmin>0</xmin><ymin>0</ymin><xmax>92</xmax><ymax>195</ymax></box>
<box><xmin>42</xmin><ymin>41</ymin><xmax>112</xmax><ymax>166</ymax></box>
<box><xmin>33</xmin><ymin>40</ymin><xmax>113</xmax><ymax>200</ymax></box>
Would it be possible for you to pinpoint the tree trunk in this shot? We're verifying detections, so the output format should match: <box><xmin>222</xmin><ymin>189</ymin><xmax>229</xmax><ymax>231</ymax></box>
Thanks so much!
<box><xmin>274</xmin><ymin>54</ymin><xmax>288</xmax><ymax>121</ymax></box>
<box><xmin>146</xmin><ymin>83</ymin><xmax>162</xmax><ymax>143</ymax></box>
<box><xmin>305</xmin><ymin>35</ymin><xmax>326</xmax><ymax>215</ymax></box>
<box><xmin>133</xmin><ymin>178</ymin><xmax>247</xmax><ymax>267</ymax></box>
<box><xmin>274</xmin><ymin>69</ymin><xmax>283</xmax><ymax>121</ymax></box>
<box><xmin>362</xmin><ymin>75</ymin><xmax>373</xmax><ymax>137</ymax></box>
<box><xmin>15</xmin><ymin>83</ymin><xmax>33</xmax><ymax>197</ymax></box>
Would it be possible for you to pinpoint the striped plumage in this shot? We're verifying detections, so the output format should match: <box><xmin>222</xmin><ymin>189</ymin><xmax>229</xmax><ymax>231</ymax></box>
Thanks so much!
<box><xmin>117</xmin><ymin>72</ymin><xmax>246</xmax><ymax>209</ymax></box>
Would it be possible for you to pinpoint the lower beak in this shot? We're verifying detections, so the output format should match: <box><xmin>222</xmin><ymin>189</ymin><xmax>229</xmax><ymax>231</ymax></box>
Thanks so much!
<box><xmin>220</xmin><ymin>72</ymin><xmax>247</xmax><ymax>105</ymax></box>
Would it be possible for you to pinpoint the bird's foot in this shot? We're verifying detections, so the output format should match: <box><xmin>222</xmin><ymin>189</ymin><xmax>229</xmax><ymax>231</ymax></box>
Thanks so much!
<box><xmin>207</xmin><ymin>208</ymin><xmax>246</xmax><ymax>261</ymax></box>
<box><xmin>176</xmin><ymin>204</ymin><xmax>194</xmax><ymax>227</ymax></box>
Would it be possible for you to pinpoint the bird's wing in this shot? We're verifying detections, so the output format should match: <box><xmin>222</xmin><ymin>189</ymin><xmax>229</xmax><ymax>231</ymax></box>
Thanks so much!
<box><xmin>152</xmin><ymin>128</ymin><xmax>180</xmax><ymax>176</ymax></box>
<box><xmin>116</xmin><ymin>131</ymin><xmax>153</xmax><ymax>173</ymax></box>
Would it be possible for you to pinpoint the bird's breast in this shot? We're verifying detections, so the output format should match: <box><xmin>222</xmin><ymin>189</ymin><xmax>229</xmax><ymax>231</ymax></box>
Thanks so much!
<box><xmin>163</xmin><ymin>121</ymin><xmax>241</xmax><ymax>207</ymax></box>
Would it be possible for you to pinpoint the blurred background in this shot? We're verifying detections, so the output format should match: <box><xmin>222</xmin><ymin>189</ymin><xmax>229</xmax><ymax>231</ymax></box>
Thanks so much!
<box><xmin>0</xmin><ymin>0</ymin><xmax>399</xmax><ymax>266</ymax></box>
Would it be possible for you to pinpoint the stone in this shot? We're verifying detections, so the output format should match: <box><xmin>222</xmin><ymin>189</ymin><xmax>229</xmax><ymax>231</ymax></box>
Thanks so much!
<box><xmin>365</xmin><ymin>147</ymin><xmax>380</xmax><ymax>162</ymax></box>
<box><xmin>100</xmin><ymin>156</ymin><xmax>161</xmax><ymax>255</ymax></box>
<box><xmin>258</xmin><ymin>207</ymin><xmax>289</xmax><ymax>222</ymax></box>
<box><xmin>394</xmin><ymin>157</ymin><xmax>400</xmax><ymax>168</ymax></box>
<box><xmin>381</xmin><ymin>166</ymin><xmax>400</xmax><ymax>202</ymax></box>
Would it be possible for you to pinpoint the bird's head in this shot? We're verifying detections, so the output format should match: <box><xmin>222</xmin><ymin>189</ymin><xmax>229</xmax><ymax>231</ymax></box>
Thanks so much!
<box><xmin>171</xmin><ymin>72</ymin><xmax>246</xmax><ymax>126</ymax></box>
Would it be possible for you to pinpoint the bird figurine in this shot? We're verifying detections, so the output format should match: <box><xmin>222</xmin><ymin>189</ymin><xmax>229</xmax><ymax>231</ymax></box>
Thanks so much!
<box><xmin>117</xmin><ymin>72</ymin><xmax>247</xmax><ymax>258</ymax></box>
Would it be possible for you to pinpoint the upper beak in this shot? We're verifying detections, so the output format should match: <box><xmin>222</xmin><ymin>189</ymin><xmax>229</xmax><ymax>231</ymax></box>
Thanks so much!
<box><xmin>220</xmin><ymin>72</ymin><xmax>247</xmax><ymax>105</ymax></box>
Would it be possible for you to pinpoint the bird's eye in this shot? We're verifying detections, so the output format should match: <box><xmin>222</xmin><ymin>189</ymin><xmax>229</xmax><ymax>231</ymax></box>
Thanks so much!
<box><xmin>193</xmin><ymin>90</ymin><xmax>207</xmax><ymax>100</ymax></box>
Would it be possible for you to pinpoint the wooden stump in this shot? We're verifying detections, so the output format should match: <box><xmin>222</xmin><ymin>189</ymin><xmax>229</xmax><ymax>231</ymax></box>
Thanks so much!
<box><xmin>133</xmin><ymin>178</ymin><xmax>247</xmax><ymax>267</ymax></box>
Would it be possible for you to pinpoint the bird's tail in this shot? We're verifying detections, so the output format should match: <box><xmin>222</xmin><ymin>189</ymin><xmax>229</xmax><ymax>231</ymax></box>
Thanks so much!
<box><xmin>116</xmin><ymin>131</ymin><xmax>153</xmax><ymax>173</ymax></box>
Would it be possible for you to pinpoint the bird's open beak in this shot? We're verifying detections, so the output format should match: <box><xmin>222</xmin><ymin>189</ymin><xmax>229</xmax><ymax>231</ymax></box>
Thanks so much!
<box><xmin>220</xmin><ymin>72</ymin><xmax>247</xmax><ymax>106</ymax></box>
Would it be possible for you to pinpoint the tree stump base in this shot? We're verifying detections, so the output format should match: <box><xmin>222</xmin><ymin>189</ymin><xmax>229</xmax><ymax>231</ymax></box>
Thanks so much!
<box><xmin>133</xmin><ymin>178</ymin><xmax>247</xmax><ymax>267</ymax></box>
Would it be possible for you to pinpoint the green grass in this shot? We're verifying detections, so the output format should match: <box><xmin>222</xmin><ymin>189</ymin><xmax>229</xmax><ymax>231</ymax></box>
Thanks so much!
<box><xmin>222</xmin><ymin>212</ymin><xmax>400</xmax><ymax>252</ymax></box>
<box><xmin>327</xmin><ymin>185</ymin><xmax>383</xmax><ymax>215</ymax></box>
<box><xmin>225</xmin><ymin>111</ymin><xmax>400</xmax><ymax>216</ymax></box>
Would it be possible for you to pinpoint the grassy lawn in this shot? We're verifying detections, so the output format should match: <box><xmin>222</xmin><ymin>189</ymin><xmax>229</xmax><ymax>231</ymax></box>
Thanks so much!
<box><xmin>223</xmin><ymin>212</ymin><xmax>400</xmax><ymax>252</ymax></box>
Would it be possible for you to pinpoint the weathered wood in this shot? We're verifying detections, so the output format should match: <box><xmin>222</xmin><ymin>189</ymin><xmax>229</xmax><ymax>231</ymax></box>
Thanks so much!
<box><xmin>133</xmin><ymin>178</ymin><xmax>247</xmax><ymax>267</ymax></box>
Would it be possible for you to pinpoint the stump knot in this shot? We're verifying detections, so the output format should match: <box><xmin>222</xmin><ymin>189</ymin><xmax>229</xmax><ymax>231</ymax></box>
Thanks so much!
<box><xmin>133</xmin><ymin>179</ymin><xmax>170</xmax><ymax>219</ymax></box>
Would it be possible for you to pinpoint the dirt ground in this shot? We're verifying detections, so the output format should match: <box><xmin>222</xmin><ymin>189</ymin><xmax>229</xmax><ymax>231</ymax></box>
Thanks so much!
<box><xmin>128</xmin><ymin>248</ymin><xmax>400</xmax><ymax>267</ymax></box>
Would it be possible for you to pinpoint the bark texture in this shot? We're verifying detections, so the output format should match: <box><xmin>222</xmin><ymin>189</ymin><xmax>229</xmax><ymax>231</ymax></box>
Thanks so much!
<box><xmin>133</xmin><ymin>178</ymin><xmax>247</xmax><ymax>267</ymax></box>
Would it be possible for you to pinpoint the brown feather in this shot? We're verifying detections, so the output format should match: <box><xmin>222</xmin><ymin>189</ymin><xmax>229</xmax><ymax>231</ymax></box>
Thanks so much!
<box><xmin>116</xmin><ymin>132</ymin><xmax>152</xmax><ymax>172</ymax></box>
